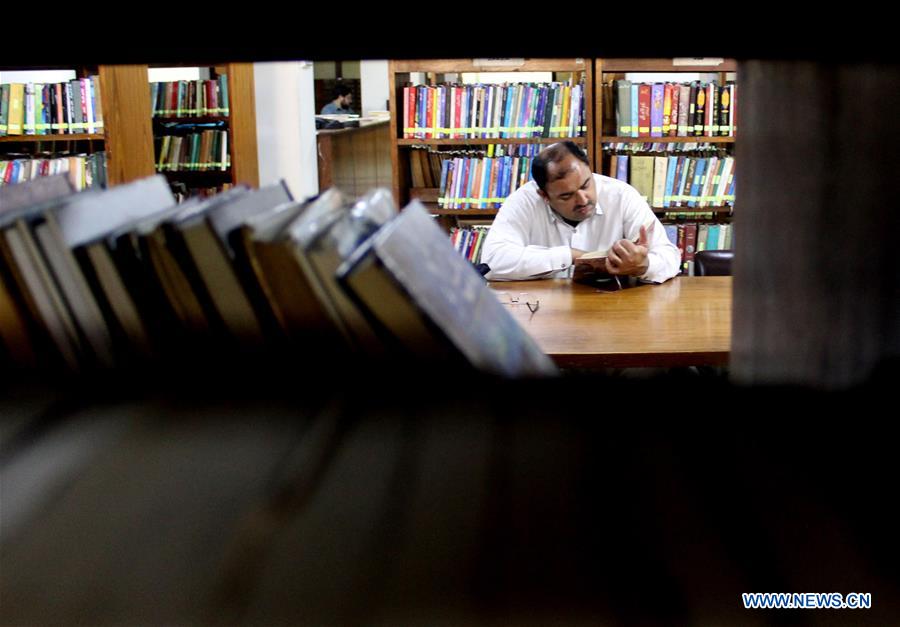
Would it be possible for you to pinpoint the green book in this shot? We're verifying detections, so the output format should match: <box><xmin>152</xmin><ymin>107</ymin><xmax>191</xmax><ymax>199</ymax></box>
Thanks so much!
<box><xmin>0</xmin><ymin>84</ymin><xmax>10</xmax><ymax>136</ymax></box>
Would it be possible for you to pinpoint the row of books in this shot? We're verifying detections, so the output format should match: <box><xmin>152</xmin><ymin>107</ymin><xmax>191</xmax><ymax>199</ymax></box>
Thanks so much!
<box><xmin>0</xmin><ymin>78</ymin><xmax>103</xmax><ymax>136</ymax></box>
<box><xmin>609</xmin><ymin>155</ymin><xmax>735</xmax><ymax>209</ymax></box>
<box><xmin>439</xmin><ymin>155</ymin><xmax>534</xmax><ymax>209</ymax></box>
<box><xmin>1</xmin><ymin>153</ymin><xmax>107</xmax><ymax>191</ymax></box>
<box><xmin>664</xmin><ymin>222</ymin><xmax>735</xmax><ymax>274</ymax></box>
<box><xmin>409</xmin><ymin>144</ymin><xmax>542</xmax><ymax>190</ymax></box>
<box><xmin>603</xmin><ymin>141</ymin><xmax>733</xmax><ymax>155</ymax></box>
<box><xmin>450</xmin><ymin>225</ymin><xmax>490</xmax><ymax>265</ymax></box>
<box><xmin>155</xmin><ymin>132</ymin><xmax>230</xmax><ymax>172</ymax></box>
<box><xmin>0</xmin><ymin>176</ymin><xmax>553</xmax><ymax>377</ymax></box>
<box><xmin>403</xmin><ymin>81</ymin><xmax>587</xmax><ymax>140</ymax></box>
<box><xmin>613</xmin><ymin>81</ymin><xmax>736</xmax><ymax>138</ymax></box>
<box><xmin>150</xmin><ymin>77</ymin><xmax>230</xmax><ymax>118</ymax></box>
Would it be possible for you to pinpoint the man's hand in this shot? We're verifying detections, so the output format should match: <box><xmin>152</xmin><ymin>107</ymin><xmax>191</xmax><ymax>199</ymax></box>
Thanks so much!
<box><xmin>606</xmin><ymin>224</ymin><xmax>652</xmax><ymax>277</ymax></box>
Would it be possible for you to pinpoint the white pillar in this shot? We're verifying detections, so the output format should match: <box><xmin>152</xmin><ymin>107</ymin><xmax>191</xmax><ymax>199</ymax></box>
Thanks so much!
<box><xmin>253</xmin><ymin>61</ymin><xmax>318</xmax><ymax>202</ymax></box>
<box><xmin>360</xmin><ymin>60</ymin><xmax>390</xmax><ymax>115</ymax></box>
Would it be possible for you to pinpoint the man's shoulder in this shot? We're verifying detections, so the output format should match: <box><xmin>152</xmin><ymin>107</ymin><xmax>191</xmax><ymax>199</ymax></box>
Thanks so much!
<box><xmin>499</xmin><ymin>181</ymin><xmax>542</xmax><ymax>214</ymax></box>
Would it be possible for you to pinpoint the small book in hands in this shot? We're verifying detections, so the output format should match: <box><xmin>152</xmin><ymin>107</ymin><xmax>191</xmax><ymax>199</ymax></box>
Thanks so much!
<box><xmin>573</xmin><ymin>219</ymin><xmax>655</xmax><ymax>286</ymax></box>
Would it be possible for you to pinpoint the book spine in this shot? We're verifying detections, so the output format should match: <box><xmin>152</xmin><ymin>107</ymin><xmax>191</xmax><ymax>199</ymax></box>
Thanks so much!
<box><xmin>638</xmin><ymin>84</ymin><xmax>651</xmax><ymax>137</ymax></box>
<box><xmin>694</xmin><ymin>83</ymin><xmax>705</xmax><ymax>137</ymax></box>
<box><xmin>662</xmin><ymin>83</ymin><xmax>672</xmax><ymax>135</ymax></box>
<box><xmin>630</xmin><ymin>83</ymin><xmax>639</xmax><ymax>137</ymax></box>
<box><xmin>24</xmin><ymin>83</ymin><xmax>35</xmax><ymax>135</ymax></box>
<box><xmin>650</xmin><ymin>83</ymin><xmax>664</xmax><ymax>137</ymax></box>
<box><xmin>616</xmin><ymin>154</ymin><xmax>629</xmax><ymax>183</ymax></box>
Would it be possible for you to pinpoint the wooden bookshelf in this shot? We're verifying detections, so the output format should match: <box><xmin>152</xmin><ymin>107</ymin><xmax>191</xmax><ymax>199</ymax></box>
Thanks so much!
<box><xmin>397</xmin><ymin>137</ymin><xmax>588</xmax><ymax>146</ymax></box>
<box><xmin>594</xmin><ymin>58</ymin><xmax>737</xmax><ymax>162</ymax></box>
<box><xmin>652</xmin><ymin>206</ymin><xmax>734</xmax><ymax>214</ymax></box>
<box><xmin>0</xmin><ymin>134</ymin><xmax>106</xmax><ymax>143</ymax></box>
<box><xmin>149</xmin><ymin>63</ymin><xmax>258</xmax><ymax>196</ymax></box>
<box><xmin>595</xmin><ymin>59</ymin><xmax>737</xmax><ymax>242</ymax></box>
<box><xmin>600</xmin><ymin>136</ymin><xmax>735</xmax><ymax>144</ymax></box>
<box><xmin>152</xmin><ymin>116</ymin><xmax>230</xmax><ymax>125</ymax></box>
<box><xmin>430</xmin><ymin>209</ymin><xmax>499</xmax><ymax>216</ymax></box>
<box><xmin>0</xmin><ymin>65</ymin><xmax>155</xmax><ymax>187</ymax></box>
<box><xmin>389</xmin><ymin>58</ymin><xmax>594</xmax><ymax>219</ymax></box>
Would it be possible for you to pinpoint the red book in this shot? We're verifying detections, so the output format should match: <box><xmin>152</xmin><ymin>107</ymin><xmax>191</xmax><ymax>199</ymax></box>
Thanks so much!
<box><xmin>79</xmin><ymin>79</ymin><xmax>88</xmax><ymax>129</ymax></box>
<box><xmin>638</xmin><ymin>84</ymin><xmax>651</xmax><ymax>137</ymax></box>
<box><xmin>425</xmin><ymin>87</ymin><xmax>434</xmax><ymax>139</ymax></box>
<box><xmin>54</xmin><ymin>84</ymin><xmax>64</xmax><ymax>133</ymax></box>
<box><xmin>402</xmin><ymin>86</ymin><xmax>410</xmax><ymax>138</ymax></box>
<box><xmin>489</xmin><ymin>158</ymin><xmax>501</xmax><ymax>208</ymax></box>
<box><xmin>668</xmin><ymin>84</ymin><xmax>679</xmax><ymax>137</ymax></box>
<box><xmin>683</xmin><ymin>223</ymin><xmax>698</xmax><ymax>262</ymax></box>
<box><xmin>453</xmin><ymin>86</ymin><xmax>463</xmax><ymax>139</ymax></box>
<box><xmin>407</xmin><ymin>86</ymin><xmax>416</xmax><ymax>138</ymax></box>
<box><xmin>170</xmin><ymin>82</ymin><xmax>178</xmax><ymax>119</ymax></box>
<box><xmin>676</xmin><ymin>224</ymin><xmax>686</xmax><ymax>269</ymax></box>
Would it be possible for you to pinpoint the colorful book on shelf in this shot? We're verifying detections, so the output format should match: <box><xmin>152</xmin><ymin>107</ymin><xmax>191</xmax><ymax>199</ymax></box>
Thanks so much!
<box><xmin>616</xmin><ymin>154</ymin><xmax>628</xmax><ymax>183</ymax></box>
<box><xmin>650</xmin><ymin>83</ymin><xmax>664</xmax><ymax>137</ymax></box>
<box><xmin>0</xmin><ymin>84</ymin><xmax>9</xmax><ymax>136</ymax></box>
<box><xmin>720</xmin><ymin>84</ymin><xmax>732</xmax><ymax>136</ymax></box>
<box><xmin>629</xmin><ymin>156</ymin><xmax>654</xmax><ymax>203</ymax></box>
<box><xmin>637</xmin><ymin>84</ymin><xmax>651</xmax><ymax>137</ymax></box>
<box><xmin>652</xmin><ymin>157</ymin><xmax>668</xmax><ymax>208</ymax></box>
<box><xmin>663</xmin><ymin>156</ymin><xmax>679</xmax><ymax>206</ymax></box>
<box><xmin>630</xmin><ymin>83</ymin><xmax>639</xmax><ymax>138</ymax></box>
<box><xmin>7</xmin><ymin>83</ymin><xmax>25</xmax><ymax>135</ymax></box>
<box><xmin>662</xmin><ymin>83</ymin><xmax>673</xmax><ymax>135</ymax></box>
<box><xmin>694</xmin><ymin>84</ymin><xmax>706</xmax><ymax>137</ymax></box>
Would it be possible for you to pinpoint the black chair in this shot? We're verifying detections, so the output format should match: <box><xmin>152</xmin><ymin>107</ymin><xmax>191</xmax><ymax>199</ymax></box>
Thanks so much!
<box><xmin>694</xmin><ymin>250</ymin><xmax>733</xmax><ymax>276</ymax></box>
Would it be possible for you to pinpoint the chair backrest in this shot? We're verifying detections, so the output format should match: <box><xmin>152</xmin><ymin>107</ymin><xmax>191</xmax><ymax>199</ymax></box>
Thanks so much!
<box><xmin>694</xmin><ymin>250</ymin><xmax>733</xmax><ymax>276</ymax></box>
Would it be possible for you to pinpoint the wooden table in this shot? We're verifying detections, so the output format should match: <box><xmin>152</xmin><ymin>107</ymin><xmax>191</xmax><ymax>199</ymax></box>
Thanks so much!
<box><xmin>489</xmin><ymin>276</ymin><xmax>732</xmax><ymax>368</ymax></box>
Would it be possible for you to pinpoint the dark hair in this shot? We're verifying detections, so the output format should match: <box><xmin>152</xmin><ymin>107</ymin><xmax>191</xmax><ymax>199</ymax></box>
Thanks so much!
<box><xmin>332</xmin><ymin>83</ymin><xmax>353</xmax><ymax>99</ymax></box>
<box><xmin>531</xmin><ymin>141</ymin><xmax>590</xmax><ymax>190</ymax></box>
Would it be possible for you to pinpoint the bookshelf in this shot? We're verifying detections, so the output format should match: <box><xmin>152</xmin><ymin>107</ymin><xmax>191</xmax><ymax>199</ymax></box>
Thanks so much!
<box><xmin>149</xmin><ymin>63</ymin><xmax>259</xmax><ymax>200</ymax></box>
<box><xmin>595</xmin><ymin>58</ymin><xmax>737</xmax><ymax>218</ymax></box>
<box><xmin>388</xmin><ymin>58</ymin><xmax>594</xmax><ymax>222</ymax></box>
<box><xmin>595</xmin><ymin>59</ymin><xmax>738</xmax><ymax>273</ymax></box>
<box><xmin>0</xmin><ymin>65</ymin><xmax>156</xmax><ymax>188</ymax></box>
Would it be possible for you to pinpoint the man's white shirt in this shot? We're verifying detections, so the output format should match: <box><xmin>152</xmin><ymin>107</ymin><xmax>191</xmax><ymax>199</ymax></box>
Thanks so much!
<box><xmin>481</xmin><ymin>174</ymin><xmax>682</xmax><ymax>283</ymax></box>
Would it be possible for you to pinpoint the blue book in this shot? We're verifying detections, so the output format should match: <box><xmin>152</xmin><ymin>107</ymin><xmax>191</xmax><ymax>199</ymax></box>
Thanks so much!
<box><xmin>665</xmin><ymin>224</ymin><xmax>678</xmax><ymax>246</ymax></box>
<box><xmin>417</xmin><ymin>86</ymin><xmax>425</xmax><ymax>139</ymax></box>
<box><xmin>663</xmin><ymin>156</ymin><xmax>678</xmax><ymax>206</ymax></box>
<box><xmin>481</xmin><ymin>157</ymin><xmax>492</xmax><ymax>207</ymax></box>
<box><xmin>650</xmin><ymin>84</ymin><xmax>665</xmax><ymax>137</ymax></box>
<box><xmin>630</xmin><ymin>83</ymin><xmax>639</xmax><ymax>138</ymax></box>
<box><xmin>504</xmin><ymin>85</ymin><xmax>516</xmax><ymax>139</ymax></box>
<box><xmin>533</xmin><ymin>86</ymin><xmax>546</xmax><ymax>138</ymax></box>
<box><xmin>707</xmin><ymin>224</ymin><xmax>720</xmax><ymax>250</ymax></box>
<box><xmin>689</xmin><ymin>158</ymin><xmax>707</xmax><ymax>207</ymax></box>
<box><xmin>616</xmin><ymin>155</ymin><xmax>629</xmax><ymax>182</ymax></box>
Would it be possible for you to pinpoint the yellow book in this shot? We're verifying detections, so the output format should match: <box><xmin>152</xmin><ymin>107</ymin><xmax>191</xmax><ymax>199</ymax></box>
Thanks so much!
<box><xmin>7</xmin><ymin>83</ymin><xmax>25</xmax><ymax>135</ymax></box>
